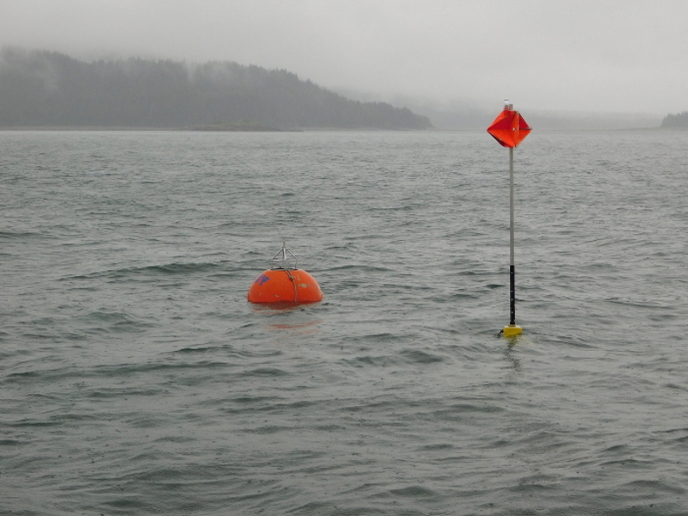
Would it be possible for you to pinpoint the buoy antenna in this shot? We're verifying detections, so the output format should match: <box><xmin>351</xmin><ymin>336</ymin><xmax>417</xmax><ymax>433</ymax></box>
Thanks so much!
<box><xmin>271</xmin><ymin>241</ymin><xmax>298</xmax><ymax>270</ymax></box>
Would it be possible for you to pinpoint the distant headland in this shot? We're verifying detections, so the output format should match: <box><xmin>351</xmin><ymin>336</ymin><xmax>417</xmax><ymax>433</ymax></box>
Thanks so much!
<box><xmin>0</xmin><ymin>47</ymin><xmax>431</xmax><ymax>131</ymax></box>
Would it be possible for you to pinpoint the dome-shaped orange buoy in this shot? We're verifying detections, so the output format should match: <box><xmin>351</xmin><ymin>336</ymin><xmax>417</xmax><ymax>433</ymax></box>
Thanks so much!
<box><xmin>248</xmin><ymin>268</ymin><xmax>323</xmax><ymax>304</ymax></box>
<box><xmin>247</xmin><ymin>242</ymin><xmax>323</xmax><ymax>305</ymax></box>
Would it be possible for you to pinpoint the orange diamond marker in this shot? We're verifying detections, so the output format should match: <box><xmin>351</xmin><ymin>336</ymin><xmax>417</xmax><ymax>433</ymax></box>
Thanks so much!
<box><xmin>487</xmin><ymin>108</ymin><xmax>531</xmax><ymax>148</ymax></box>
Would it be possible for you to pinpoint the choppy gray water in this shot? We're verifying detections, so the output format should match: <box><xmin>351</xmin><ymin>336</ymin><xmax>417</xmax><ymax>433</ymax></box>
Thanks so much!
<box><xmin>2</xmin><ymin>129</ymin><xmax>688</xmax><ymax>515</ymax></box>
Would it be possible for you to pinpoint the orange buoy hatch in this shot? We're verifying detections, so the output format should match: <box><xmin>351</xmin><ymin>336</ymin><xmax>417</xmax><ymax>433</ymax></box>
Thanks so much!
<box><xmin>247</xmin><ymin>242</ymin><xmax>323</xmax><ymax>305</ymax></box>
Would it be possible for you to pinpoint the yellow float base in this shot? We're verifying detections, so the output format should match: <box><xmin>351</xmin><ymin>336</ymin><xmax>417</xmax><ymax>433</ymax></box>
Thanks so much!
<box><xmin>503</xmin><ymin>325</ymin><xmax>523</xmax><ymax>338</ymax></box>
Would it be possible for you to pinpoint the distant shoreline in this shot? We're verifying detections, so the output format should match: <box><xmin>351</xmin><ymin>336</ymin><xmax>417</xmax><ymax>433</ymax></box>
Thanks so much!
<box><xmin>187</xmin><ymin>124</ymin><xmax>303</xmax><ymax>132</ymax></box>
<box><xmin>0</xmin><ymin>126</ymin><xmax>440</xmax><ymax>132</ymax></box>
<box><xmin>2</xmin><ymin>126</ymin><xmax>674</xmax><ymax>133</ymax></box>
<box><xmin>0</xmin><ymin>125</ymin><xmax>303</xmax><ymax>132</ymax></box>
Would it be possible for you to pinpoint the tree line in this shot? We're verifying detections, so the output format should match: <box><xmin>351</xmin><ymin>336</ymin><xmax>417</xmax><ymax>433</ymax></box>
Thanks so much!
<box><xmin>0</xmin><ymin>47</ymin><xmax>432</xmax><ymax>130</ymax></box>
<box><xmin>660</xmin><ymin>111</ymin><xmax>688</xmax><ymax>128</ymax></box>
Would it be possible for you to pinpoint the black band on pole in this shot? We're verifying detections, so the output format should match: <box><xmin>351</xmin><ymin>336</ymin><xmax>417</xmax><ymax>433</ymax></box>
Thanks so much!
<box><xmin>510</xmin><ymin>265</ymin><xmax>516</xmax><ymax>325</ymax></box>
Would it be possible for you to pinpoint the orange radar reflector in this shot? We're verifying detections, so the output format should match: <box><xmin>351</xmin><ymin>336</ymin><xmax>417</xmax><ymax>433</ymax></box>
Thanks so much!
<box><xmin>487</xmin><ymin>107</ymin><xmax>531</xmax><ymax>148</ymax></box>
<box><xmin>247</xmin><ymin>243</ymin><xmax>323</xmax><ymax>305</ymax></box>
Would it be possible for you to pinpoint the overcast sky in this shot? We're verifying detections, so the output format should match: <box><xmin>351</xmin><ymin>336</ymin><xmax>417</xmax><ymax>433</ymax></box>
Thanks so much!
<box><xmin>2</xmin><ymin>0</ymin><xmax>687</xmax><ymax>115</ymax></box>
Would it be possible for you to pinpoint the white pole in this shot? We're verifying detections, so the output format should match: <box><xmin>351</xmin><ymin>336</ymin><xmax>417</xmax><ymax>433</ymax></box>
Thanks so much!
<box><xmin>509</xmin><ymin>146</ymin><xmax>516</xmax><ymax>326</ymax></box>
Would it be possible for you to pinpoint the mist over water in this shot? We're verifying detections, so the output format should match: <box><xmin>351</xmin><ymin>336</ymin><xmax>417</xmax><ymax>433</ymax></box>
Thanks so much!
<box><xmin>2</xmin><ymin>130</ymin><xmax>688</xmax><ymax>515</ymax></box>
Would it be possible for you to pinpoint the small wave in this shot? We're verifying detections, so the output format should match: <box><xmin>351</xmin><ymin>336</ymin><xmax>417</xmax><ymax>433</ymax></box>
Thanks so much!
<box><xmin>137</xmin><ymin>262</ymin><xmax>222</xmax><ymax>275</ymax></box>
<box><xmin>0</xmin><ymin>439</ymin><xmax>23</xmax><ymax>446</ymax></box>
<box><xmin>389</xmin><ymin>485</ymin><xmax>439</xmax><ymax>498</ymax></box>
<box><xmin>86</xmin><ymin>387</ymin><xmax>168</xmax><ymax>399</ymax></box>
<box><xmin>230</xmin><ymin>395</ymin><xmax>281</xmax><ymax>404</ymax></box>
<box><xmin>242</xmin><ymin>367</ymin><xmax>289</xmax><ymax>377</ymax></box>
<box><xmin>8</xmin><ymin>411</ymin><xmax>100</xmax><ymax>428</ymax></box>
<box><xmin>446</xmin><ymin>402</ymin><xmax>506</xmax><ymax>414</ymax></box>
<box><xmin>172</xmin><ymin>345</ymin><xmax>230</xmax><ymax>355</ymax></box>
<box><xmin>90</xmin><ymin>360</ymin><xmax>234</xmax><ymax>378</ymax></box>
<box><xmin>0</xmin><ymin>230</ymin><xmax>44</xmax><ymax>239</ymax></box>
<box><xmin>4</xmin><ymin>368</ymin><xmax>75</xmax><ymax>385</ymax></box>
<box><xmin>448</xmin><ymin>291</ymin><xmax>479</xmax><ymax>301</ymax></box>
<box><xmin>63</xmin><ymin>261</ymin><xmax>225</xmax><ymax>282</ymax></box>
<box><xmin>325</xmin><ymin>264</ymin><xmax>394</xmax><ymax>273</ymax></box>
<box><xmin>421</xmin><ymin>443</ymin><xmax>454</xmax><ymax>451</ymax></box>
<box><xmin>80</xmin><ymin>310</ymin><xmax>155</xmax><ymax>334</ymax></box>
<box><xmin>245</xmin><ymin>424</ymin><xmax>293</xmax><ymax>435</ymax></box>
<box><xmin>400</xmin><ymin>349</ymin><xmax>444</xmax><ymax>364</ymax></box>
<box><xmin>345</xmin><ymin>355</ymin><xmax>396</xmax><ymax>368</ymax></box>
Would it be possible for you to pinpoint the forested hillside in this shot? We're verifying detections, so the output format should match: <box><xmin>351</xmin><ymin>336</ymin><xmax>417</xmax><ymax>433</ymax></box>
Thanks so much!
<box><xmin>0</xmin><ymin>48</ymin><xmax>431</xmax><ymax>130</ymax></box>
<box><xmin>660</xmin><ymin>111</ymin><xmax>688</xmax><ymax>128</ymax></box>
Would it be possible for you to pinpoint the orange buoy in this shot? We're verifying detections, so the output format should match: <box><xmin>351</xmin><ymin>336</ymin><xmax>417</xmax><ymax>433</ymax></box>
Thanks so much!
<box><xmin>248</xmin><ymin>243</ymin><xmax>323</xmax><ymax>305</ymax></box>
<box><xmin>248</xmin><ymin>268</ymin><xmax>323</xmax><ymax>304</ymax></box>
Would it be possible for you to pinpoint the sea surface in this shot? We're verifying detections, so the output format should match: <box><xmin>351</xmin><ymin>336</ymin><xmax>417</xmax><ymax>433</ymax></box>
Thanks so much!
<box><xmin>2</xmin><ymin>129</ymin><xmax>688</xmax><ymax>515</ymax></box>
